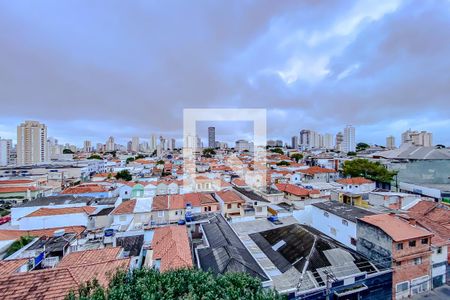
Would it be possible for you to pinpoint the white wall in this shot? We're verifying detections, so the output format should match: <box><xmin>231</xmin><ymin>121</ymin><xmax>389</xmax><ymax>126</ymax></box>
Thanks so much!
<box><xmin>11</xmin><ymin>203</ymin><xmax>86</xmax><ymax>226</ymax></box>
<box><xmin>309</xmin><ymin>205</ymin><xmax>357</xmax><ymax>250</ymax></box>
<box><xmin>19</xmin><ymin>213</ymin><xmax>89</xmax><ymax>230</ymax></box>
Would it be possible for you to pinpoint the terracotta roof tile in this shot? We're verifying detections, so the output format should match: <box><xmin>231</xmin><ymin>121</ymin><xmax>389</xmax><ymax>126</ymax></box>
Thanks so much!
<box><xmin>61</xmin><ymin>184</ymin><xmax>108</xmax><ymax>194</ymax></box>
<box><xmin>58</xmin><ymin>247</ymin><xmax>122</xmax><ymax>268</ymax></box>
<box><xmin>0</xmin><ymin>187</ymin><xmax>39</xmax><ymax>193</ymax></box>
<box><xmin>0</xmin><ymin>180</ymin><xmax>34</xmax><ymax>185</ymax></box>
<box><xmin>0</xmin><ymin>259</ymin><xmax>29</xmax><ymax>276</ymax></box>
<box><xmin>111</xmin><ymin>199</ymin><xmax>136</xmax><ymax>215</ymax></box>
<box><xmin>216</xmin><ymin>190</ymin><xmax>245</xmax><ymax>204</ymax></box>
<box><xmin>0</xmin><ymin>226</ymin><xmax>86</xmax><ymax>241</ymax></box>
<box><xmin>152</xmin><ymin>226</ymin><xmax>193</xmax><ymax>272</ymax></box>
<box><xmin>336</xmin><ymin>177</ymin><xmax>373</xmax><ymax>185</ymax></box>
<box><xmin>25</xmin><ymin>206</ymin><xmax>96</xmax><ymax>218</ymax></box>
<box><xmin>275</xmin><ymin>183</ymin><xmax>320</xmax><ymax>197</ymax></box>
<box><xmin>360</xmin><ymin>214</ymin><xmax>433</xmax><ymax>242</ymax></box>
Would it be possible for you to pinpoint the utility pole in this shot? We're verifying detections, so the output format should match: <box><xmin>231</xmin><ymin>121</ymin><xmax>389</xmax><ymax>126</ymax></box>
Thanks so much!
<box><xmin>324</xmin><ymin>270</ymin><xmax>332</xmax><ymax>300</ymax></box>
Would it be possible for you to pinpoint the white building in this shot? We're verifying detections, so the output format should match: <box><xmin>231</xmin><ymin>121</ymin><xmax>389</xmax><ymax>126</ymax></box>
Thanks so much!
<box><xmin>106</xmin><ymin>136</ymin><xmax>115</xmax><ymax>152</ymax></box>
<box><xmin>342</xmin><ymin>125</ymin><xmax>356</xmax><ymax>153</ymax></box>
<box><xmin>16</xmin><ymin>120</ymin><xmax>48</xmax><ymax>165</ymax></box>
<box><xmin>309</xmin><ymin>202</ymin><xmax>375</xmax><ymax>250</ymax></box>
<box><xmin>0</xmin><ymin>138</ymin><xmax>12</xmax><ymax>166</ymax></box>
<box><xmin>131</xmin><ymin>136</ymin><xmax>140</xmax><ymax>153</ymax></box>
<box><xmin>322</xmin><ymin>133</ymin><xmax>334</xmax><ymax>149</ymax></box>
<box><xmin>386</xmin><ymin>135</ymin><xmax>396</xmax><ymax>149</ymax></box>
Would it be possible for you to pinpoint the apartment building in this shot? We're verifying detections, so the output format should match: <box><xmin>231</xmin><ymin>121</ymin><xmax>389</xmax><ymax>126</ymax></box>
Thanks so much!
<box><xmin>16</xmin><ymin>121</ymin><xmax>48</xmax><ymax>165</ymax></box>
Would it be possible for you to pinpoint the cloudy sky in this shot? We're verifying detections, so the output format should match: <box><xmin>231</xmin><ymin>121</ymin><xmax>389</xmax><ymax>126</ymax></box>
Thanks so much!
<box><xmin>1</xmin><ymin>0</ymin><xmax>449</xmax><ymax>147</ymax></box>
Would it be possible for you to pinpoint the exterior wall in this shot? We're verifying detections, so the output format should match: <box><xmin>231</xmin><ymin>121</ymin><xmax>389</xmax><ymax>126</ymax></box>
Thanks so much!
<box><xmin>11</xmin><ymin>203</ymin><xmax>86</xmax><ymax>226</ymax></box>
<box><xmin>221</xmin><ymin>202</ymin><xmax>244</xmax><ymax>217</ymax></box>
<box><xmin>19</xmin><ymin>213</ymin><xmax>89</xmax><ymax>230</ymax></box>
<box><xmin>93</xmin><ymin>214</ymin><xmax>113</xmax><ymax>229</ymax></box>
<box><xmin>431</xmin><ymin>245</ymin><xmax>448</xmax><ymax>287</ymax></box>
<box><xmin>112</xmin><ymin>214</ymin><xmax>134</xmax><ymax>228</ymax></box>
<box><xmin>309</xmin><ymin>205</ymin><xmax>357</xmax><ymax>250</ymax></box>
<box><xmin>341</xmin><ymin>182</ymin><xmax>376</xmax><ymax>194</ymax></box>
<box><xmin>356</xmin><ymin>220</ymin><xmax>392</xmax><ymax>268</ymax></box>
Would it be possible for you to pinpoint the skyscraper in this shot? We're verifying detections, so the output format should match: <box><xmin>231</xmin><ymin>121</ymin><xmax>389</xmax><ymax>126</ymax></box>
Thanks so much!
<box><xmin>323</xmin><ymin>133</ymin><xmax>334</xmax><ymax>149</ymax></box>
<box><xmin>16</xmin><ymin>120</ymin><xmax>48</xmax><ymax>165</ymax></box>
<box><xmin>343</xmin><ymin>125</ymin><xmax>356</xmax><ymax>153</ymax></box>
<box><xmin>131</xmin><ymin>136</ymin><xmax>140</xmax><ymax>152</ymax></box>
<box><xmin>291</xmin><ymin>136</ymin><xmax>298</xmax><ymax>149</ymax></box>
<box><xmin>83</xmin><ymin>140</ymin><xmax>92</xmax><ymax>152</ymax></box>
<box><xmin>0</xmin><ymin>138</ymin><xmax>12</xmax><ymax>166</ymax></box>
<box><xmin>150</xmin><ymin>134</ymin><xmax>157</xmax><ymax>152</ymax></box>
<box><xmin>335</xmin><ymin>132</ymin><xmax>344</xmax><ymax>151</ymax></box>
<box><xmin>386</xmin><ymin>136</ymin><xmax>396</xmax><ymax>149</ymax></box>
<box><xmin>106</xmin><ymin>136</ymin><xmax>115</xmax><ymax>152</ymax></box>
<box><xmin>208</xmin><ymin>127</ymin><xmax>215</xmax><ymax>148</ymax></box>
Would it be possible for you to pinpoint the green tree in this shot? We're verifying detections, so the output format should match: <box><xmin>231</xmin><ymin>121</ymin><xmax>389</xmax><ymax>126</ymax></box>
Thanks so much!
<box><xmin>126</xmin><ymin>157</ymin><xmax>135</xmax><ymax>164</ymax></box>
<box><xmin>63</xmin><ymin>149</ymin><xmax>74</xmax><ymax>154</ymax></box>
<box><xmin>342</xmin><ymin>159</ymin><xmax>397</xmax><ymax>183</ymax></box>
<box><xmin>87</xmin><ymin>154</ymin><xmax>102</xmax><ymax>160</ymax></box>
<box><xmin>356</xmin><ymin>142</ymin><xmax>370</xmax><ymax>152</ymax></box>
<box><xmin>347</xmin><ymin>151</ymin><xmax>357</xmax><ymax>156</ymax></box>
<box><xmin>202</xmin><ymin>148</ymin><xmax>216</xmax><ymax>158</ymax></box>
<box><xmin>276</xmin><ymin>160</ymin><xmax>290</xmax><ymax>166</ymax></box>
<box><xmin>6</xmin><ymin>236</ymin><xmax>35</xmax><ymax>257</ymax></box>
<box><xmin>290</xmin><ymin>153</ymin><xmax>303</xmax><ymax>162</ymax></box>
<box><xmin>66</xmin><ymin>268</ymin><xmax>283</xmax><ymax>300</ymax></box>
<box><xmin>270</xmin><ymin>147</ymin><xmax>284</xmax><ymax>155</ymax></box>
<box><xmin>115</xmin><ymin>170</ymin><xmax>132</xmax><ymax>181</ymax></box>
<box><xmin>156</xmin><ymin>160</ymin><xmax>165</xmax><ymax>165</ymax></box>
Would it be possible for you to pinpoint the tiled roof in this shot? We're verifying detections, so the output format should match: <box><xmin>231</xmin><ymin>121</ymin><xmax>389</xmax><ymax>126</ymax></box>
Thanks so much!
<box><xmin>152</xmin><ymin>226</ymin><xmax>193</xmax><ymax>272</ymax></box>
<box><xmin>300</xmin><ymin>166</ymin><xmax>336</xmax><ymax>175</ymax></box>
<box><xmin>111</xmin><ymin>199</ymin><xmax>136</xmax><ymax>215</ymax></box>
<box><xmin>152</xmin><ymin>193</ymin><xmax>217</xmax><ymax>211</ymax></box>
<box><xmin>183</xmin><ymin>193</ymin><xmax>217</xmax><ymax>206</ymax></box>
<box><xmin>0</xmin><ymin>268</ymin><xmax>78</xmax><ymax>300</ymax></box>
<box><xmin>336</xmin><ymin>177</ymin><xmax>374</xmax><ymax>185</ymax></box>
<box><xmin>231</xmin><ymin>178</ymin><xmax>248</xmax><ymax>187</ymax></box>
<box><xmin>359</xmin><ymin>214</ymin><xmax>433</xmax><ymax>242</ymax></box>
<box><xmin>216</xmin><ymin>190</ymin><xmax>245</xmax><ymax>204</ymax></box>
<box><xmin>58</xmin><ymin>247</ymin><xmax>122</xmax><ymax>268</ymax></box>
<box><xmin>0</xmin><ymin>257</ymin><xmax>130</xmax><ymax>299</ymax></box>
<box><xmin>0</xmin><ymin>226</ymin><xmax>86</xmax><ymax>241</ymax></box>
<box><xmin>0</xmin><ymin>187</ymin><xmax>39</xmax><ymax>193</ymax></box>
<box><xmin>0</xmin><ymin>180</ymin><xmax>34</xmax><ymax>185</ymax></box>
<box><xmin>275</xmin><ymin>183</ymin><xmax>320</xmax><ymax>197</ymax></box>
<box><xmin>0</xmin><ymin>259</ymin><xmax>29</xmax><ymax>276</ymax></box>
<box><xmin>25</xmin><ymin>206</ymin><xmax>96</xmax><ymax>218</ymax></box>
<box><xmin>61</xmin><ymin>184</ymin><xmax>108</xmax><ymax>194</ymax></box>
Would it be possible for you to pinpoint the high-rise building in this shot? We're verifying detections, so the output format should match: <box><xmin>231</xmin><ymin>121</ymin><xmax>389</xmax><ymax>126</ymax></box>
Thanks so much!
<box><xmin>16</xmin><ymin>121</ymin><xmax>48</xmax><ymax>165</ymax></box>
<box><xmin>401</xmin><ymin>129</ymin><xmax>433</xmax><ymax>147</ymax></box>
<box><xmin>323</xmin><ymin>133</ymin><xmax>334</xmax><ymax>149</ymax></box>
<box><xmin>300</xmin><ymin>130</ymin><xmax>321</xmax><ymax>149</ymax></box>
<box><xmin>83</xmin><ymin>140</ymin><xmax>92</xmax><ymax>152</ymax></box>
<box><xmin>291</xmin><ymin>136</ymin><xmax>298</xmax><ymax>149</ymax></box>
<box><xmin>150</xmin><ymin>134</ymin><xmax>157</xmax><ymax>152</ymax></box>
<box><xmin>131</xmin><ymin>136</ymin><xmax>140</xmax><ymax>152</ymax></box>
<box><xmin>0</xmin><ymin>138</ymin><xmax>12</xmax><ymax>166</ymax></box>
<box><xmin>343</xmin><ymin>125</ymin><xmax>356</xmax><ymax>153</ymax></box>
<box><xmin>170</xmin><ymin>138</ymin><xmax>176</xmax><ymax>150</ymax></box>
<box><xmin>235</xmin><ymin>140</ymin><xmax>251</xmax><ymax>152</ymax></box>
<box><xmin>208</xmin><ymin>127</ymin><xmax>216</xmax><ymax>148</ymax></box>
<box><xmin>335</xmin><ymin>132</ymin><xmax>344</xmax><ymax>152</ymax></box>
<box><xmin>106</xmin><ymin>136</ymin><xmax>115</xmax><ymax>152</ymax></box>
<box><xmin>411</xmin><ymin>131</ymin><xmax>433</xmax><ymax>147</ymax></box>
<box><xmin>386</xmin><ymin>136</ymin><xmax>396</xmax><ymax>149</ymax></box>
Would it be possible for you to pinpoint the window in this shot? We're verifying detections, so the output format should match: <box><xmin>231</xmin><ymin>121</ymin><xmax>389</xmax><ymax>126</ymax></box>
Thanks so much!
<box><xmin>396</xmin><ymin>261</ymin><xmax>402</xmax><ymax>266</ymax></box>
<box><xmin>157</xmin><ymin>211</ymin><xmax>164</xmax><ymax>217</ymax></box>
<box><xmin>350</xmin><ymin>237</ymin><xmax>357</xmax><ymax>246</ymax></box>
<box><xmin>396</xmin><ymin>243</ymin><xmax>403</xmax><ymax>250</ymax></box>
<box><xmin>227</xmin><ymin>204</ymin><xmax>232</xmax><ymax>209</ymax></box>
<box><xmin>409</xmin><ymin>240</ymin><xmax>416</xmax><ymax>247</ymax></box>
<box><xmin>437</xmin><ymin>247</ymin><xmax>442</xmax><ymax>254</ymax></box>
<box><xmin>396</xmin><ymin>281</ymin><xmax>409</xmax><ymax>293</ymax></box>
<box><xmin>324</xmin><ymin>212</ymin><xmax>329</xmax><ymax>217</ymax></box>
<box><xmin>421</xmin><ymin>238</ymin><xmax>428</xmax><ymax>245</ymax></box>
<box><xmin>175</xmin><ymin>211</ymin><xmax>178</xmax><ymax>215</ymax></box>
<box><xmin>413</xmin><ymin>257</ymin><xmax>422</xmax><ymax>265</ymax></box>
<box><xmin>342</xmin><ymin>220</ymin><xmax>348</xmax><ymax>226</ymax></box>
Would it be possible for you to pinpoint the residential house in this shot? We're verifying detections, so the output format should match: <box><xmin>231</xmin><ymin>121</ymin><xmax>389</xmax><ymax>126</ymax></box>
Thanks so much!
<box><xmin>145</xmin><ymin>225</ymin><xmax>193</xmax><ymax>272</ymax></box>
<box><xmin>336</xmin><ymin>177</ymin><xmax>376</xmax><ymax>194</ymax></box>
<box><xmin>310</xmin><ymin>201</ymin><xmax>375</xmax><ymax>250</ymax></box>
<box><xmin>151</xmin><ymin>193</ymin><xmax>219</xmax><ymax>225</ymax></box>
<box><xmin>111</xmin><ymin>198</ymin><xmax>152</xmax><ymax>231</ymax></box>
<box><xmin>298</xmin><ymin>166</ymin><xmax>338</xmax><ymax>183</ymax></box>
<box><xmin>18</xmin><ymin>207</ymin><xmax>96</xmax><ymax>230</ymax></box>
<box><xmin>357</xmin><ymin>214</ymin><xmax>433</xmax><ymax>299</ymax></box>
<box><xmin>215</xmin><ymin>190</ymin><xmax>245</xmax><ymax>218</ymax></box>
<box><xmin>275</xmin><ymin>183</ymin><xmax>320</xmax><ymax>201</ymax></box>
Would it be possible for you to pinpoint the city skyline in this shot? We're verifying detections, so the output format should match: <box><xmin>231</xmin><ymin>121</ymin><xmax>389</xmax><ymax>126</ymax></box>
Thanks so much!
<box><xmin>1</xmin><ymin>1</ymin><xmax>450</xmax><ymax>146</ymax></box>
